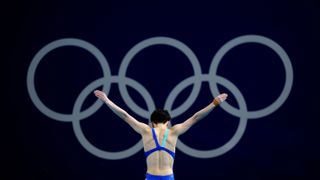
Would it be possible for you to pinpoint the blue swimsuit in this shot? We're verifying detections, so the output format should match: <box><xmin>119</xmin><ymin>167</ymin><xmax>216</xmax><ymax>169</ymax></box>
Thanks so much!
<box><xmin>144</xmin><ymin>128</ymin><xmax>175</xmax><ymax>180</ymax></box>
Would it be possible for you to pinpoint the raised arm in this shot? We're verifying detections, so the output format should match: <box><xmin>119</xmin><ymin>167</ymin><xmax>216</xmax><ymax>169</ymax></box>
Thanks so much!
<box><xmin>94</xmin><ymin>90</ymin><xmax>149</xmax><ymax>134</ymax></box>
<box><xmin>171</xmin><ymin>93</ymin><xmax>228</xmax><ymax>136</ymax></box>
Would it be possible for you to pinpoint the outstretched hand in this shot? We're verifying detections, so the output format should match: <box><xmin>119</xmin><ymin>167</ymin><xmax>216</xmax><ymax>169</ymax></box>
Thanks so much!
<box><xmin>94</xmin><ymin>90</ymin><xmax>108</xmax><ymax>102</ymax></box>
<box><xmin>213</xmin><ymin>93</ymin><xmax>228</xmax><ymax>106</ymax></box>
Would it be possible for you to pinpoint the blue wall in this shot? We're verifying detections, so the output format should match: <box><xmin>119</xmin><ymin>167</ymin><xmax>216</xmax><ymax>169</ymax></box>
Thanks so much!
<box><xmin>7</xmin><ymin>0</ymin><xmax>319</xmax><ymax>179</ymax></box>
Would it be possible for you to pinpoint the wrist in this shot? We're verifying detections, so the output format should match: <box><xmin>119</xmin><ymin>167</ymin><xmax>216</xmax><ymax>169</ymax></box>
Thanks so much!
<box><xmin>103</xmin><ymin>97</ymin><xmax>109</xmax><ymax>103</ymax></box>
<box><xmin>212</xmin><ymin>98</ymin><xmax>219</xmax><ymax>106</ymax></box>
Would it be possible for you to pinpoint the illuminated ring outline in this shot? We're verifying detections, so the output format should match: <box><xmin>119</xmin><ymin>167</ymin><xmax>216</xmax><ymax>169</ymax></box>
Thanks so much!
<box><xmin>26</xmin><ymin>38</ymin><xmax>111</xmax><ymax>122</ymax></box>
<box><xmin>72</xmin><ymin>76</ymin><xmax>153</xmax><ymax>160</ymax></box>
<box><xmin>118</xmin><ymin>37</ymin><xmax>202</xmax><ymax>119</ymax></box>
<box><xmin>209</xmin><ymin>35</ymin><xmax>293</xmax><ymax>119</ymax></box>
<box><xmin>26</xmin><ymin>35</ymin><xmax>293</xmax><ymax>159</ymax></box>
<box><xmin>177</xmin><ymin>35</ymin><xmax>293</xmax><ymax>158</ymax></box>
<box><xmin>176</xmin><ymin>75</ymin><xmax>248</xmax><ymax>158</ymax></box>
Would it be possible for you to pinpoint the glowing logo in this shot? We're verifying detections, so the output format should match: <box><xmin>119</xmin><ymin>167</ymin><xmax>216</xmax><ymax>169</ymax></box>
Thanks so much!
<box><xmin>27</xmin><ymin>35</ymin><xmax>293</xmax><ymax>159</ymax></box>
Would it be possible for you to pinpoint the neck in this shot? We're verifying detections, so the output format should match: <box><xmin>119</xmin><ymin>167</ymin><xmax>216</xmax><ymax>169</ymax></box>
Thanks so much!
<box><xmin>153</xmin><ymin>123</ymin><xmax>167</xmax><ymax>129</ymax></box>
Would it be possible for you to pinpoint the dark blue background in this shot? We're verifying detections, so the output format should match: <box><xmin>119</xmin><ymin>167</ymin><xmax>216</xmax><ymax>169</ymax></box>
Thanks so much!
<box><xmin>6</xmin><ymin>0</ymin><xmax>320</xmax><ymax>179</ymax></box>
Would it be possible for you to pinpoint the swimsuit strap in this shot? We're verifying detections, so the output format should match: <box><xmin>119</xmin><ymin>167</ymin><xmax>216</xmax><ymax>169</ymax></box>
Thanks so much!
<box><xmin>151</xmin><ymin>128</ymin><xmax>160</xmax><ymax>147</ymax></box>
<box><xmin>161</xmin><ymin>128</ymin><xmax>169</xmax><ymax>147</ymax></box>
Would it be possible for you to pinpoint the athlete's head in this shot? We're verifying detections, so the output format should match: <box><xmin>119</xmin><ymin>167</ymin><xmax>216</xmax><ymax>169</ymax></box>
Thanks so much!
<box><xmin>150</xmin><ymin>109</ymin><xmax>171</xmax><ymax>124</ymax></box>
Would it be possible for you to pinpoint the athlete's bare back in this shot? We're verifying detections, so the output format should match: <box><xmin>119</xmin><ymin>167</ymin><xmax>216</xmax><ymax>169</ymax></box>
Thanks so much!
<box><xmin>142</xmin><ymin>124</ymin><xmax>177</xmax><ymax>175</ymax></box>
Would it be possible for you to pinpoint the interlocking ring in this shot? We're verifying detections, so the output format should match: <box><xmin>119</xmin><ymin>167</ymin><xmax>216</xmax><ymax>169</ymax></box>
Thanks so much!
<box><xmin>27</xmin><ymin>35</ymin><xmax>293</xmax><ymax>159</ymax></box>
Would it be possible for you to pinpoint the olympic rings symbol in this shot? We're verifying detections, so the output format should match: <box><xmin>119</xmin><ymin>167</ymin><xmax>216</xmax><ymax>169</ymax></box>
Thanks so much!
<box><xmin>27</xmin><ymin>35</ymin><xmax>293</xmax><ymax>159</ymax></box>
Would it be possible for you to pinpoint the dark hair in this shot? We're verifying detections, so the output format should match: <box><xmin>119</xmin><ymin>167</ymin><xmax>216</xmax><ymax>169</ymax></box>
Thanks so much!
<box><xmin>150</xmin><ymin>109</ymin><xmax>171</xmax><ymax>124</ymax></box>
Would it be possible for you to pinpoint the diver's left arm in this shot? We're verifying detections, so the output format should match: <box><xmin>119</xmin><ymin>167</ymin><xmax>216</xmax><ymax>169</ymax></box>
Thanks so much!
<box><xmin>94</xmin><ymin>90</ymin><xmax>149</xmax><ymax>134</ymax></box>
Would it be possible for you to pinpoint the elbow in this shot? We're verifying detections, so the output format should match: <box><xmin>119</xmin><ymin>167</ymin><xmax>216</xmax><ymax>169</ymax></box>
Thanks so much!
<box><xmin>122</xmin><ymin>112</ymin><xmax>129</xmax><ymax>120</ymax></box>
<box><xmin>192</xmin><ymin>113</ymin><xmax>200</xmax><ymax>122</ymax></box>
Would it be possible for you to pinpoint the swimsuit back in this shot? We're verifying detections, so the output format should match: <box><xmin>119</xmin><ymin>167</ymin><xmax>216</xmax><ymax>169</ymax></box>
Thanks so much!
<box><xmin>144</xmin><ymin>128</ymin><xmax>175</xmax><ymax>159</ymax></box>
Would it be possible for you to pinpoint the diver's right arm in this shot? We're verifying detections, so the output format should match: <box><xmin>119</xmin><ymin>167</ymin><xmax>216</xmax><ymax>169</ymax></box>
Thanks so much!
<box><xmin>171</xmin><ymin>93</ymin><xmax>228</xmax><ymax>136</ymax></box>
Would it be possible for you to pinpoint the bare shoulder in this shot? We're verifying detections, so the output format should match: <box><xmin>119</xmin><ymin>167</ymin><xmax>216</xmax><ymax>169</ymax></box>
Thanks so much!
<box><xmin>169</xmin><ymin>125</ymin><xmax>181</xmax><ymax>137</ymax></box>
<box><xmin>140</xmin><ymin>125</ymin><xmax>152</xmax><ymax>136</ymax></box>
